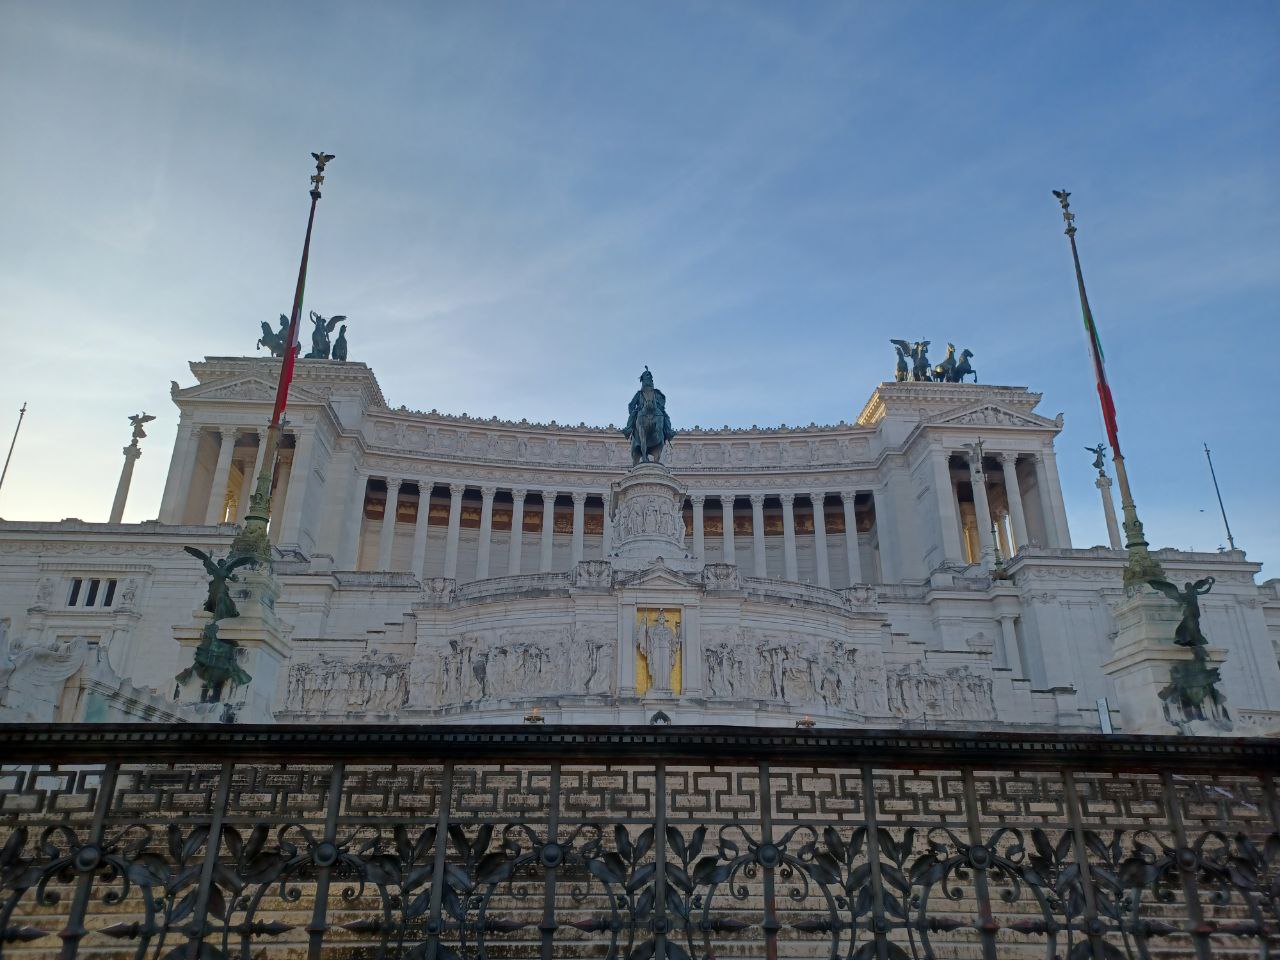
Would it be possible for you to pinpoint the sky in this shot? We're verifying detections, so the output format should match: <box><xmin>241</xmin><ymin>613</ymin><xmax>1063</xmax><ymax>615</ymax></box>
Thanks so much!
<box><xmin>1</xmin><ymin>1</ymin><xmax>1277</xmax><ymax>576</ymax></box>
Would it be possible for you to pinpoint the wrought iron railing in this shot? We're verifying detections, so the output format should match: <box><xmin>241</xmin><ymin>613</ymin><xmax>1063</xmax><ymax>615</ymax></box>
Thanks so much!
<box><xmin>1</xmin><ymin>724</ymin><xmax>1277</xmax><ymax>959</ymax></box>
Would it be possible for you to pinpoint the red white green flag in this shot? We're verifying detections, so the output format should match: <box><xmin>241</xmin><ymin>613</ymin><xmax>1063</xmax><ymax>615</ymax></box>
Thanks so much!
<box><xmin>1080</xmin><ymin>286</ymin><xmax>1121</xmax><ymax>458</ymax></box>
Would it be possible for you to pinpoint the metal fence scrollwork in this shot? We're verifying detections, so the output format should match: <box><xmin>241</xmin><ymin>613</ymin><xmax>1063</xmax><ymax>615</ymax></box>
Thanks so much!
<box><xmin>0</xmin><ymin>725</ymin><xmax>1277</xmax><ymax>959</ymax></box>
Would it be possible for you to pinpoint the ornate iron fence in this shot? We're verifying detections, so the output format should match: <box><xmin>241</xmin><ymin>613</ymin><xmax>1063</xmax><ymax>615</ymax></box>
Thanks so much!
<box><xmin>1</xmin><ymin>724</ymin><xmax>1277</xmax><ymax>959</ymax></box>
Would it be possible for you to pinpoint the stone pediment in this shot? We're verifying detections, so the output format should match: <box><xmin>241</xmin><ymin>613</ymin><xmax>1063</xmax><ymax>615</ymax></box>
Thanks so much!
<box><xmin>616</xmin><ymin>561</ymin><xmax>699</xmax><ymax>591</ymax></box>
<box><xmin>176</xmin><ymin>376</ymin><xmax>327</xmax><ymax>405</ymax></box>
<box><xmin>928</xmin><ymin>402</ymin><xmax>1059</xmax><ymax>430</ymax></box>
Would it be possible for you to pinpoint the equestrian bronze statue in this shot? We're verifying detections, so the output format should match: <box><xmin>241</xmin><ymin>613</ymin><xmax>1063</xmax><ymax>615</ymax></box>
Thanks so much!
<box><xmin>624</xmin><ymin>367</ymin><xmax>676</xmax><ymax>466</ymax></box>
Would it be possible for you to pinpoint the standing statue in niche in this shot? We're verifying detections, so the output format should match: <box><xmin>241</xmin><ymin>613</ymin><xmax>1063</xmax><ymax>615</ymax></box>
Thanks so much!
<box><xmin>642</xmin><ymin>612</ymin><xmax>680</xmax><ymax>695</ymax></box>
<box><xmin>1147</xmin><ymin>576</ymin><xmax>1231</xmax><ymax>729</ymax></box>
<box><xmin>624</xmin><ymin>367</ymin><xmax>676</xmax><ymax>466</ymax></box>
<box><xmin>305</xmin><ymin>311</ymin><xmax>347</xmax><ymax>359</ymax></box>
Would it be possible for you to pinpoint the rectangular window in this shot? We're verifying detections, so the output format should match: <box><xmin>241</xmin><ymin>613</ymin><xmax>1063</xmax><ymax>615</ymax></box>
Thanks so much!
<box><xmin>103</xmin><ymin>579</ymin><xmax>117</xmax><ymax>606</ymax></box>
<box><xmin>85</xmin><ymin>579</ymin><xmax>100</xmax><ymax>607</ymax></box>
<box><xmin>67</xmin><ymin>578</ymin><xmax>83</xmax><ymax>606</ymax></box>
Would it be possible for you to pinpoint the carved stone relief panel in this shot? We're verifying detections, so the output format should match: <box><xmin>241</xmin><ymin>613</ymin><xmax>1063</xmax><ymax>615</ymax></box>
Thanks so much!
<box><xmin>283</xmin><ymin>651</ymin><xmax>409</xmax><ymax>715</ymax></box>
<box><xmin>700</xmin><ymin>628</ymin><xmax>885</xmax><ymax>715</ymax></box>
<box><xmin>425</xmin><ymin>625</ymin><xmax>616</xmax><ymax>708</ymax></box>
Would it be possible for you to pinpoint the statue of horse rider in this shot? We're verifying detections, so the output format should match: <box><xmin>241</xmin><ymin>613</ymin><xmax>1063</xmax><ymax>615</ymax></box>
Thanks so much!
<box><xmin>624</xmin><ymin>367</ymin><xmax>676</xmax><ymax>466</ymax></box>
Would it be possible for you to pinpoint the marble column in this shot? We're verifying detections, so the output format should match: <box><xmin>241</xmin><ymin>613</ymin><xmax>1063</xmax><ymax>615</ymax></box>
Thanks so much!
<box><xmin>540</xmin><ymin>491</ymin><xmax>556</xmax><ymax>572</ymax></box>
<box><xmin>1096</xmin><ymin>473</ymin><xmax>1122</xmax><ymax>549</ymax></box>
<box><xmin>780</xmin><ymin>493</ymin><xmax>798</xmax><ymax>581</ymax></box>
<box><xmin>159</xmin><ymin>421</ymin><xmax>200</xmax><ymax>523</ymax></box>
<box><xmin>691</xmin><ymin>495</ymin><xmax>705</xmax><ymax>560</ymax></box>
<box><xmin>412</xmin><ymin>480</ymin><xmax>433</xmax><ymax>577</ymax></box>
<box><xmin>444</xmin><ymin>483</ymin><xmax>465</xmax><ymax>579</ymax></box>
<box><xmin>600</xmin><ymin>492</ymin><xmax>613</xmax><ymax>558</ymax></box>
<box><xmin>810</xmin><ymin>492</ymin><xmax>831</xmax><ymax>588</ymax></box>
<box><xmin>236</xmin><ymin>436</ymin><xmax>262</xmax><ymax>522</ymax></box>
<box><xmin>750</xmin><ymin>494</ymin><xmax>767</xmax><ymax>577</ymax></box>
<box><xmin>339</xmin><ymin>473</ymin><xmax>368</xmax><ymax>569</ymax></box>
<box><xmin>721</xmin><ymin>495</ymin><xmax>736</xmax><ymax>564</ymax></box>
<box><xmin>931</xmin><ymin>447</ymin><xmax>964</xmax><ymax>562</ymax></box>
<box><xmin>476</xmin><ymin>486</ymin><xmax>496</xmax><ymax>578</ymax></box>
<box><xmin>966</xmin><ymin>453</ymin><xmax>995</xmax><ymax>567</ymax></box>
<box><xmin>378</xmin><ymin>478</ymin><xmax>403</xmax><ymax>571</ymax></box>
<box><xmin>1032</xmin><ymin>453</ymin><xmax>1060</xmax><ymax>546</ymax></box>
<box><xmin>840</xmin><ymin>491</ymin><xmax>862</xmax><ymax>585</ymax></box>
<box><xmin>204</xmin><ymin>428</ymin><xmax>238</xmax><ymax>525</ymax></box>
<box><xmin>999</xmin><ymin>453</ymin><xmax>1029</xmax><ymax>550</ymax></box>
<box><xmin>1041</xmin><ymin>447</ymin><xmax>1072</xmax><ymax>547</ymax></box>
<box><xmin>109</xmin><ymin>443</ymin><xmax>142</xmax><ymax>524</ymax></box>
<box><xmin>998</xmin><ymin>615</ymin><xmax>1024</xmax><ymax>675</ymax></box>
<box><xmin>278</xmin><ymin>430</ymin><xmax>316</xmax><ymax>547</ymax></box>
<box><xmin>571</xmin><ymin>492</ymin><xmax>586</xmax><ymax>565</ymax></box>
<box><xmin>872</xmin><ymin>486</ymin><xmax>899</xmax><ymax>583</ymax></box>
<box><xmin>508</xmin><ymin>489</ymin><xmax>527</xmax><ymax>574</ymax></box>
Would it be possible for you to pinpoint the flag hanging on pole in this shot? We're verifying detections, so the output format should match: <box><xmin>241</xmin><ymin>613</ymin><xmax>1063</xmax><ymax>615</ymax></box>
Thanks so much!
<box><xmin>270</xmin><ymin>306</ymin><xmax>301</xmax><ymax>427</ymax></box>
<box><xmin>1054</xmin><ymin>189</ymin><xmax>1122</xmax><ymax>458</ymax></box>
<box><xmin>1081</xmin><ymin>295</ymin><xmax>1121</xmax><ymax>458</ymax></box>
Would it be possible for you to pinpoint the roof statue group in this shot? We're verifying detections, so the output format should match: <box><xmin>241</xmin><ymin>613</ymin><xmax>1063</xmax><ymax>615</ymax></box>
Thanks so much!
<box><xmin>890</xmin><ymin>340</ymin><xmax>976</xmax><ymax>383</ymax></box>
<box><xmin>257</xmin><ymin>311</ymin><xmax>350</xmax><ymax>361</ymax></box>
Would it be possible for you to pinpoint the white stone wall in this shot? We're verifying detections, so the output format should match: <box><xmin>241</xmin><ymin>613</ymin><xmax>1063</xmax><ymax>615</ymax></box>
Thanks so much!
<box><xmin>0</xmin><ymin>358</ymin><xmax>1276</xmax><ymax>736</ymax></box>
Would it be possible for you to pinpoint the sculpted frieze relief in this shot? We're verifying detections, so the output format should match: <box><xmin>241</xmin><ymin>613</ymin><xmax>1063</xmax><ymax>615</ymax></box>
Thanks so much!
<box><xmin>885</xmin><ymin>665</ymin><xmax>995</xmax><ymax>721</ymax></box>
<box><xmin>702</xmin><ymin>628</ymin><xmax>885</xmax><ymax>715</ymax></box>
<box><xmin>421</xmin><ymin>625</ymin><xmax>616</xmax><ymax>708</ymax></box>
<box><xmin>283</xmin><ymin>652</ymin><xmax>409</xmax><ymax>715</ymax></box>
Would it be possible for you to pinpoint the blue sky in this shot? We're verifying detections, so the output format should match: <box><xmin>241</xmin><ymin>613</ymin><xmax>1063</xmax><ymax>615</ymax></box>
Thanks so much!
<box><xmin>1</xmin><ymin>2</ymin><xmax>1276</xmax><ymax>574</ymax></box>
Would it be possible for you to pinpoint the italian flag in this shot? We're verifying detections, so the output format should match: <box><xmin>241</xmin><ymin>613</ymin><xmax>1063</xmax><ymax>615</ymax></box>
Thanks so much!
<box><xmin>1079</xmin><ymin>281</ymin><xmax>1121</xmax><ymax>458</ymax></box>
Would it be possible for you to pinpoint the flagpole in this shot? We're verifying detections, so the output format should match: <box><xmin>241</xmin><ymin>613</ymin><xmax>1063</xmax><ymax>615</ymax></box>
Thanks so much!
<box><xmin>1052</xmin><ymin>190</ymin><xmax>1163</xmax><ymax>588</ymax></box>
<box><xmin>230</xmin><ymin>152</ymin><xmax>334</xmax><ymax>564</ymax></box>
<box><xmin>1203</xmin><ymin>443</ymin><xmax>1236</xmax><ymax>551</ymax></box>
<box><xmin>0</xmin><ymin>402</ymin><xmax>27</xmax><ymax>498</ymax></box>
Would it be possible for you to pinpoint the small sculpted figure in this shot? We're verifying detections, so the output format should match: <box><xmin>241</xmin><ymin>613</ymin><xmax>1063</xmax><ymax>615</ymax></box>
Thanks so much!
<box><xmin>1086</xmin><ymin>443</ymin><xmax>1107</xmax><ymax>472</ymax></box>
<box><xmin>911</xmin><ymin>341</ymin><xmax>931</xmax><ymax>381</ymax></box>
<box><xmin>331</xmin><ymin>324</ymin><xmax>349</xmax><ymax>361</ymax></box>
<box><xmin>891</xmin><ymin>341</ymin><xmax>910</xmax><ymax>382</ymax></box>
<box><xmin>257</xmin><ymin>314</ymin><xmax>291</xmax><ymax>357</ymax></box>
<box><xmin>932</xmin><ymin>343</ymin><xmax>957</xmax><ymax>381</ymax></box>
<box><xmin>305</xmin><ymin>311</ymin><xmax>347</xmax><ymax>359</ymax></box>
<box><xmin>951</xmin><ymin>348</ymin><xmax>976</xmax><ymax>382</ymax></box>
<box><xmin>1147</xmin><ymin>576</ymin><xmax>1215</xmax><ymax>648</ymax></box>
<box><xmin>128</xmin><ymin>412</ymin><xmax>156</xmax><ymax>441</ymax></box>
<box><xmin>183</xmin><ymin>546</ymin><xmax>255</xmax><ymax>622</ymax></box>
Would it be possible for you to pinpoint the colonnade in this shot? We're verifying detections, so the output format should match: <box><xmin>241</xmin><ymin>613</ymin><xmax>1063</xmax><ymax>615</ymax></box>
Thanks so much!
<box><xmin>342</xmin><ymin>478</ymin><xmax>888</xmax><ymax>588</ymax></box>
<box><xmin>340</xmin><ymin>478</ymin><xmax>609</xmax><ymax>580</ymax></box>
<box><xmin>932</xmin><ymin>447</ymin><xmax>1070</xmax><ymax>565</ymax></box>
<box><xmin>160</xmin><ymin>426</ymin><xmax>1070</xmax><ymax>582</ymax></box>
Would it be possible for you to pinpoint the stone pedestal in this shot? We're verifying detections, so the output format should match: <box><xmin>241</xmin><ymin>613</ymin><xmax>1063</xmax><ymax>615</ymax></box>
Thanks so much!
<box><xmin>1102</xmin><ymin>591</ymin><xmax>1231</xmax><ymax>735</ymax></box>
<box><xmin>608</xmin><ymin>463</ymin><xmax>699</xmax><ymax>573</ymax></box>
<box><xmin>173</xmin><ymin>567</ymin><xmax>291</xmax><ymax>722</ymax></box>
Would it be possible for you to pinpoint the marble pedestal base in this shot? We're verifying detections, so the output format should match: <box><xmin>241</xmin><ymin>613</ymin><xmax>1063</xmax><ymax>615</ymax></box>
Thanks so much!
<box><xmin>173</xmin><ymin>567</ymin><xmax>291</xmax><ymax>722</ymax></box>
<box><xmin>608</xmin><ymin>462</ymin><xmax>699</xmax><ymax>573</ymax></box>
<box><xmin>1102</xmin><ymin>591</ymin><xmax>1231</xmax><ymax>735</ymax></box>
